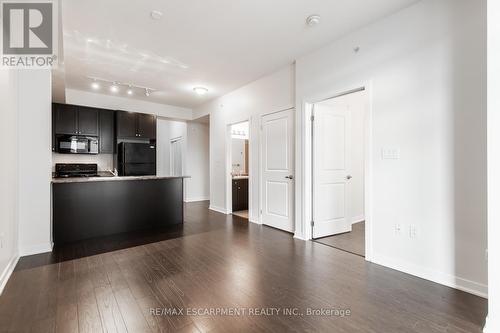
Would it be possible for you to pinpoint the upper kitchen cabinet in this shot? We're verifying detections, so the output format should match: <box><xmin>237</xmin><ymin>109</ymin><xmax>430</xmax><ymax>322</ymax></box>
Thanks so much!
<box><xmin>116</xmin><ymin>111</ymin><xmax>137</xmax><ymax>138</ymax></box>
<box><xmin>78</xmin><ymin>107</ymin><xmax>99</xmax><ymax>136</ymax></box>
<box><xmin>116</xmin><ymin>111</ymin><xmax>156</xmax><ymax>139</ymax></box>
<box><xmin>137</xmin><ymin>113</ymin><xmax>156</xmax><ymax>139</ymax></box>
<box><xmin>54</xmin><ymin>103</ymin><xmax>78</xmax><ymax>135</ymax></box>
<box><xmin>99</xmin><ymin>109</ymin><xmax>115</xmax><ymax>153</ymax></box>
<box><xmin>53</xmin><ymin>103</ymin><xmax>99</xmax><ymax>136</ymax></box>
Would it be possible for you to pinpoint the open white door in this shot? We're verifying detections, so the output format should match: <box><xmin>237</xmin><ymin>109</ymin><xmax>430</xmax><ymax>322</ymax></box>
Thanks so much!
<box><xmin>312</xmin><ymin>103</ymin><xmax>352</xmax><ymax>238</ymax></box>
<box><xmin>261</xmin><ymin>109</ymin><xmax>294</xmax><ymax>232</ymax></box>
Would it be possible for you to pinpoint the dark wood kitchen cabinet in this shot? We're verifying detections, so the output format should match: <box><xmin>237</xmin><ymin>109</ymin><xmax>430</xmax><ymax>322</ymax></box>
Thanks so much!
<box><xmin>54</xmin><ymin>103</ymin><xmax>78</xmax><ymax>135</ymax></box>
<box><xmin>53</xmin><ymin>103</ymin><xmax>99</xmax><ymax>136</ymax></box>
<box><xmin>137</xmin><ymin>113</ymin><xmax>156</xmax><ymax>139</ymax></box>
<box><xmin>99</xmin><ymin>109</ymin><xmax>115</xmax><ymax>153</ymax></box>
<box><xmin>116</xmin><ymin>111</ymin><xmax>156</xmax><ymax>139</ymax></box>
<box><xmin>116</xmin><ymin>111</ymin><xmax>137</xmax><ymax>138</ymax></box>
<box><xmin>232</xmin><ymin>178</ymin><xmax>248</xmax><ymax>212</ymax></box>
<box><xmin>77</xmin><ymin>107</ymin><xmax>99</xmax><ymax>136</ymax></box>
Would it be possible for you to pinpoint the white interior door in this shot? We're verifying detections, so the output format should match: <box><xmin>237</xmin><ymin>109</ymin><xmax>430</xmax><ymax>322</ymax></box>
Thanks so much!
<box><xmin>170</xmin><ymin>138</ymin><xmax>183</xmax><ymax>176</ymax></box>
<box><xmin>313</xmin><ymin>103</ymin><xmax>352</xmax><ymax>238</ymax></box>
<box><xmin>261</xmin><ymin>109</ymin><xmax>294</xmax><ymax>232</ymax></box>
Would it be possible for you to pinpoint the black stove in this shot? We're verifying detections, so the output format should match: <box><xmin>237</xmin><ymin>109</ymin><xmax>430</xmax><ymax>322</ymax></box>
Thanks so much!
<box><xmin>54</xmin><ymin>163</ymin><xmax>99</xmax><ymax>178</ymax></box>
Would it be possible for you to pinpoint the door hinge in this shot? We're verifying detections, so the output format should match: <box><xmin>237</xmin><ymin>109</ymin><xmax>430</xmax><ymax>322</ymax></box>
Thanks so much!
<box><xmin>310</xmin><ymin>220</ymin><xmax>315</xmax><ymax>227</ymax></box>
<box><xmin>310</xmin><ymin>115</ymin><xmax>315</xmax><ymax>122</ymax></box>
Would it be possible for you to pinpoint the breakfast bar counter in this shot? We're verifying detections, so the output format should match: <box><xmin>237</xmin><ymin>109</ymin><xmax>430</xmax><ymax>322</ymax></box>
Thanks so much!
<box><xmin>52</xmin><ymin>176</ymin><xmax>188</xmax><ymax>243</ymax></box>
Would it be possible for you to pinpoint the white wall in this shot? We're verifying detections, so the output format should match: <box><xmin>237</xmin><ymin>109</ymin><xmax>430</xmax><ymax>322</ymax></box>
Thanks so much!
<box><xmin>186</xmin><ymin>122</ymin><xmax>210</xmax><ymax>202</ymax></box>
<box><xmin>486</xmin><ymin>0</ymin><xmax>500</xmax><ymax>330</ymax></box>
<box><xmin>320</xmin><ymin>91</ymin><xmax>366</xmax><ymax>223</ymax></box>
<box><xmin>0</xmin><ymin>70</ymin><xmax>20</xmax><ymax>292</ymax></box>
<box><xmin>65</xmin><ymin>89</ymin><xmax>193</xmax><ymax>120</ymax></box>
<box><xmin>18</xmin><ymin>70</ymin><xmax>53</xmax><ymax>256</ymax></box>
<box><xmin>295</xmin><ymin>0</ymin><xmax>486</xmax><ymax>296</ymax></box>
<box><xmin>52</xmin><ymin>153</ymin><xmax>114</xmax><ymax>171</ymax></box>
<box><xmin>194</xmin><ymin>65</ymin><xmax>295</xmax><ymax>218</ymax></box>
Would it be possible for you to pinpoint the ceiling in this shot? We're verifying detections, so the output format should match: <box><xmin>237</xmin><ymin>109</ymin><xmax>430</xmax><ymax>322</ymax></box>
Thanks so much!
<box><xmin>58</xmin><ymin>0</ymin><xmax>419</xmax><ymax>109</ymax></box>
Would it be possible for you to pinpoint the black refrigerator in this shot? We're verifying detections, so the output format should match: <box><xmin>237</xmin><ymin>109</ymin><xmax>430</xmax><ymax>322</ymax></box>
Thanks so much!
<box><xmin>117</xmin><ymin>142</ymin><xmax>156</xmax><ymax>176</ymax></box>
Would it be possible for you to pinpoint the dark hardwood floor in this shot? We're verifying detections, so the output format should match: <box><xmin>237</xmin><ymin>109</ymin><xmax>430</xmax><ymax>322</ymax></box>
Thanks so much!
<box><xmin>314</xmin><ymin>222</ymin><xmax>365</xmax><ymax>257</ymax></box>
<box><xmin>0</xmin><ymin>201</ymin><xmax>487</xmax><ymax>332</ymax></box>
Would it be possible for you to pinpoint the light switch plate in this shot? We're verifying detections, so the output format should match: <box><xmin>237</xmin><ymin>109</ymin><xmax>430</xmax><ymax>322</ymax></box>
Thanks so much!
<box><xmin>382</xmin><ymin>148</ymin><xmax>400</xmax><ymax>160</ymax></box>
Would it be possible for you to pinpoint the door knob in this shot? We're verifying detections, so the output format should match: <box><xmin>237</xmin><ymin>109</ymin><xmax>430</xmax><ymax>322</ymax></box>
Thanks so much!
<box><xmin>346</xmin><ymin>175</ymin><xmax>352</xmax><ymax>180</ymax></box>
<box><xmin>285</xmin><ymin>175</ymin><xmax>294</xmax><ymax>180</ymax></box>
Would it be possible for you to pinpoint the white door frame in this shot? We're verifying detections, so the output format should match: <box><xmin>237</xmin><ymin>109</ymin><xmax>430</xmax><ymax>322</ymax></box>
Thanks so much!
<box><xmin>259</xmin><ymin>108</ymin><xmax>295</xmax><ymax>232</ymax></box>
<box><xmin>301</xmin><ymin>81</ymin><xmax>373</xmax><ymax>261</ymax></box>
<box><xmin>225</xmin><ymin>119</ymin><xmax>253</xmax><ymax>217</ymax></box>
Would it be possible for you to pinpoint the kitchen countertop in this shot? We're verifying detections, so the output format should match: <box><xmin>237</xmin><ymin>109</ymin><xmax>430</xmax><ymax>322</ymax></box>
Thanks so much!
<box><xmin>232</xmin><ymin>175</ymin><xmax>249</xmax><ymax>180</ymax></box>
<box><xmin>52</xmin><ymin>175</ymin><xmax>190</xmax><ymax>184</ymax></box>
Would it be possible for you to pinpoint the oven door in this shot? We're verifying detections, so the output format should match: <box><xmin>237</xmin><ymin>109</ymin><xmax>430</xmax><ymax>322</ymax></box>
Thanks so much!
<box><xmin>56</xmin><ymin>135</ymin><xmax>99</xmax><ymax>154</ymax></box>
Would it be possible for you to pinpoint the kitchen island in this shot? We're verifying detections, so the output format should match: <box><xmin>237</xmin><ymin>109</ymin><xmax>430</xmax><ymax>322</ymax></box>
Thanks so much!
<box><xmin>52</xmin><ymin>175</ymin><xmax>188</xmax><ymax>244</ymax></box>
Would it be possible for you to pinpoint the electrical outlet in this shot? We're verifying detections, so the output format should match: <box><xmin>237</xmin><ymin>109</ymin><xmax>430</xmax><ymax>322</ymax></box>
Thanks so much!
<box><xmin>409</xmin><ymin>225</ymin><xmax>417</xmax><ymax>239</ymax></box>
<box><xmin>394</xmin><ymin>224</ymin><xmax>402</xmax><ymax>236</ymax></box>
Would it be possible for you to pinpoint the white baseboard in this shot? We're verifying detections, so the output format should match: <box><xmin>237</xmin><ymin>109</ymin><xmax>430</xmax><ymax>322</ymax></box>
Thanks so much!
<box><xmin>484</xmin><ymin>316</ymin><xmax>499</xmax><ymax>333</ymax></box>
<box><xmin>371</xmin><ymin>253</ymin><xmax>488</xmax><ymax>298</ymax></box>
<box><xmin>19</xmin><ymin>242</ymin><xmax>53</xmax><ymax>257</ymax></box>
<box><xmin>0</xmin><ymin>254</ymin><xmax>19</xmax><ymax>295</ymax></box>
<box><xmin>248</xmin><ymin>217</ymin><xmax>261</xmax><ymax>224</ymax></box>
<box><xmin>184</xmin><ymin>197</ymin><xmax>210</xmax><ymax>203</ymax></box>
<box><xmin>294</xmin><ymin>232</ymin><xmax>307</xmax><ymax>241</ymax></box>
<box><xmin>209</xmin><ymin>205</ymin><xmax>229</xmax><ymax>215</ymax></box>
<box><xmin>351</xmin><ymin>215</ymin><xmax>365</xmax><ymax>224</ymax></box>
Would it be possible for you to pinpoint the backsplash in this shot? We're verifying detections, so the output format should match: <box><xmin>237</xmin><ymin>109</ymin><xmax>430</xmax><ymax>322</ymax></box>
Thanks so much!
<box><xmin>52</xmin><ymin>153</ymin><xmax>114</xmax><ymax>171</ymax></box>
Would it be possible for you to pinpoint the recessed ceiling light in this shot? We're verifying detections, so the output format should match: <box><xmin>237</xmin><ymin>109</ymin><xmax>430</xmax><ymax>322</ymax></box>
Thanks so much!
<box><xmin>306</xmin><ymin>15</ymin><xmax>321</xmax><ymax>27</ymax></box>
<box><xmin>150</xmin><ymin>10</ymin><xmax>163</xmax><ymax>20</ymax></box>
<box><xmin>91</xmin><ymin>81</ymin><xmax>100</xmax><ymax>90</ymax></box>
<box><xmin>193</xmin><ymin>87</ymin><xmax>208</xmax><ymax>95</ymax></box>
<box><xmin>110</xmin><ymin>83</ymin><xmax>119</xmax><ymax>93</ymax></box>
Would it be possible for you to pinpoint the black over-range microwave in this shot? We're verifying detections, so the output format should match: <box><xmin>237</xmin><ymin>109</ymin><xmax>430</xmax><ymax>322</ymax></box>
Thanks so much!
<box><xmin>55</xmin><ymin>135</ymin><xmax>99</xmax><ymax>154</ymax></box>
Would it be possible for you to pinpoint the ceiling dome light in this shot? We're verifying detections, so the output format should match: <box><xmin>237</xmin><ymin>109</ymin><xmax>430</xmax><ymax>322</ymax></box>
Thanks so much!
<box><xmin>91</xmin><ymin>80</ymin><xmax>100</xmax><ymax>90</ymax></box>
<box><xmin>193</xmin><ymin>87</ymin><xmax>208</xmax><ymax>95</ymax></box>
<box><xmin>150</xmin><ymin>10</ymin><xmax>163</xmax><ymax>20</ymax></box>
<box><xmin>110</xmin><ymin>83</ymin><xmax>119</xmax><ymax>93</ymax></box>
<box><xmin>306</xmin><ymin>15</ymin><xmax>321</xmax><ymax>27</ymax></box>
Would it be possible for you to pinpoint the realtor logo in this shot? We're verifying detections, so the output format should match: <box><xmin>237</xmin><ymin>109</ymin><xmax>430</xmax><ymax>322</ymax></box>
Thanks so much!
<box><xmin>1</xmin><ymin>0</ymin><xmax>58</xmax><ymax>68</ymax></box>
